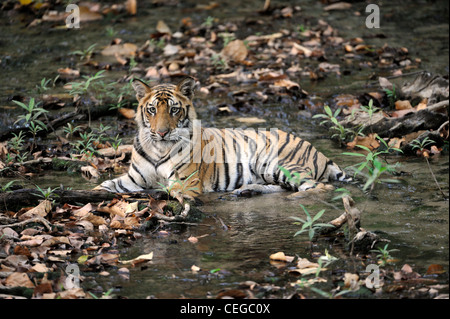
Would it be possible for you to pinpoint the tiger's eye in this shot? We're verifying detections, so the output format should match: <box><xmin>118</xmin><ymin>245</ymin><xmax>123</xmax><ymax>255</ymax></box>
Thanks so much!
<box><xmin>170</xmin><ymin>107</ymin><xmax>180</xmax><ymax>115</ymax></box>
<box><xmin>148</xmin><ymin>106</ymin><xmax>157</xmax><ymax>114</ymax></box>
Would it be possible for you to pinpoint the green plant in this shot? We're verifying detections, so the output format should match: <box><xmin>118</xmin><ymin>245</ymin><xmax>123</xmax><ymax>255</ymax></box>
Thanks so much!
<box><xmin>1</xmin><ymin>180</ymin><xmax>17</xmax><ymax>192</ymax></box>
<box><xmin>110</xmin><ymin>134</ymin><xmax>122</xmax><ymax>160</ymax></box>
<box><xmin>218</xmin><ymin>32</ymin><xmax>236</xmax><ymax>47</ymax></box>
<box><xmin>343</xmin><ymin>136</ymin><xmax>402</xmax><ymax>192</ymax></box>
<box><xmin>211</xmin><ymin>54</ymin><xmax>228</xmax><ymax>71</ymax></box>
<box><xmin>67</xmin><ymin>70</ymin><xmax>107</xmax><ymax>125</ymax></box>
<box><xmin>384</xmin><ymin>84</ymin><xmax>396</xmax><ymax>108</ymax></box>
<box><xmin>71</xmin><ymin>43</ymin><xmax>97</xmax><ymax>62</ymax></box>
<box><xmin>13</xmin><ymin>98</ymin><xmax>48</xmax><ymax>129</ymax></box>
<box><xmin>35</xmin><ymin>77</ymin><xmax>52</xmax><ymax>94</ymax></box>
<box><xmin>67</xmin><ymin>70</ymin><xmax>106</xmax><ymax>97</ymax></box>
<box><xmin>15</xmin><ymin>151</ymin><xmax>29</xmax><ymax>164</ymax></box>
<box><xmin>63</xmin><ymin>123</ymin><xmax>82</xmax><ymax>139</ymax></box>
<box><xmin>201</xmin><ymin>16</ymin><xmax>215</xmax><ymax>28</ymax></box>
<box><xmin>88</xmin><ymin>288</ymin><xmax>115</xmax><ymax>299</ymax></box>
<box><xmin>313</xmin><ymin>105</ymin><xmax>354</xmax><ymax>143</ymax></box>
<box><xmin>8</xmin><ymin>131</ymin><xmax>25</xmax><ymax>153</ymax></box>
<box><xmin>370</xmin><ymin>243</ymin><xmax>399</xmax><ymax>266</ymax></box>
<box><xmin>291</xmin><ymin>204</ymin><xmax>334</xmax><ymax>242</ymax></box>
<box><xmin>34</xmin><ymin>185</ymin><xmax>60</xmax><ymax>201</ymax></box>
<box><xmin>71</xmin><ymin>131</ymin><xmax>97</xmax><ymax>156</ymax></box>
<box><xmin>13</xmin><ymin>98</ymin><xmax>49</xmax><ymax>151</ymax></box>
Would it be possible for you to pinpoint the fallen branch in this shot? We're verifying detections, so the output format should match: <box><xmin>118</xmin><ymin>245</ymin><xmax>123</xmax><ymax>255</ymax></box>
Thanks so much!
<box><xmin>0</xmin><ymin>216</ymin><xmax>52</xmax><ymax>231</ymax></box>
<box><xmin>319</xmin><ymin>195</ymin><xmax>385</xmax><ymax>253</ymax></box>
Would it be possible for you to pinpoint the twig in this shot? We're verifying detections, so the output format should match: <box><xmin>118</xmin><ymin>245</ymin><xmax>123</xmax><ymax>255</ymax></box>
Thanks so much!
<box><xmin>427</xmin><ymin>100</ymin><xmax>449</xmax><ymax>112</ymax></box>
<box><xmin>424</xmin><ymin>156</ymin><xmax>448</xmax><ymax>199</ymax></box>
<box><xmin>0</xmin><ymin>217</ymin><xmax>53</xmax><ymax>231</ymax></box>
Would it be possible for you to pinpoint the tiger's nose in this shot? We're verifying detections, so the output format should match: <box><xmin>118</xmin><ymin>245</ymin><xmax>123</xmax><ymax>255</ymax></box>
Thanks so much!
<box><xmin>157</xmin><ymin>130</ymin><xmax>169</xmax><ymax>137</ymax></box>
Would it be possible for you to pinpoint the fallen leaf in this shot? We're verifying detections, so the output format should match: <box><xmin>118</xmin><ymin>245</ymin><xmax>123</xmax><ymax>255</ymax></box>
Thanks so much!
<box><xmin>347</xmin><ymin>133</ymin><xmax>380</xmax><ymax>150</ymax></box>
<box><xmin>163</xmin><ymin>44</ymin><xmax>180</xmax><ymax>56</ymax></box>
<box><xmin>86</xmin><ymin>253</ymin><xmax>119</xmax><ymax>266</ymax></box>
<box><xmin>388</xmin><ymin>137</ymin><xmax>405</xmax><ymax>149</ymax></box>
<box><xmin>269</xmin><ymin>251</ymin><xmax>295</xmax><ymax>263</ymax></box>
<box><xmin>120</xmin><ymin>252</ymin><xmax>153</xmax><ymax>266</ymax></box>
<box><xmin>5</xmin><ymin>272</ymin><xmax>35</xmax><ymax>288</ymax></box>
<box><xmin>324</xmin><ymin>2</ymin><xmax>352</xmax><ymax>11</ymax></box>
<box><xmin>395</xmin><ymin>100</ymin><xmax>412</xmax><ymax>110</ymax></box>
<box><xmin>101</xmin><ymin>43</ymin><xmax>137</xmax><ymax>57</ymax></box>
<box><xmin>235</xmin><ymin>117</ymin><xmax>266</xmax><ymax>124</ymax></box>
<box><xmin>221</xmin><ymin>40</ymin><xmax>248</xmax><ymax>62</ymax></box>
<box><xmin>57</xmin><ymin>288</ymin><xmax>86</xmax><ymax>299</ymax></box>
<box><xmin>156</xmin><ymin>20</ymin><xmax>172</xmax><ymax>34</ymax></box>
<box><xmin>426</xmin><ymin>264</ymin><xmax>445</xmax><ymax>275</ymax></box>
<box><xmin>191</xmin><ymin>265</ymin><xmax>201</xmax><ymax>273</ymax></box>
<box><xmin>18</xmin><ymin>200</ymin><xmax>52</xmax><ymax>221</ymax></box>
<box><xmin>31</xmin><ymin>263</ymin><xmax>50</xmax><ymax>273</ymax></box>
<box><xmin>273</xmin><ymin>79</ymin><xmax>300</xmax><ymax>90</ymax></box>
<box><xmin>57</xmin><ymin>67</ymin><xmax>80</xmax><ymax>77</ymax></box>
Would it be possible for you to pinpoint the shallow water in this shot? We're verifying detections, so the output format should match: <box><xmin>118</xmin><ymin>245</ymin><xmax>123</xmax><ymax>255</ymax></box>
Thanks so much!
<box><xmin>0</xmin><ymin>0</ymin><xmax>448</xmax><ymax>298</ymax></box>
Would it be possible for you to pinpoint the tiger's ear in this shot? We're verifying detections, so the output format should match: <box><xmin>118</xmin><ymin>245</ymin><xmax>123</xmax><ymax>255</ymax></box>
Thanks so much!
<box><xmin>176</xmin><ymin>77</ymin><xmax>196</xmax><ymax>100</ymax></box>
<box><xmin>132</xmin><ymin>79</ymin><xmax>151</xmax><ymax>101</ymax></box>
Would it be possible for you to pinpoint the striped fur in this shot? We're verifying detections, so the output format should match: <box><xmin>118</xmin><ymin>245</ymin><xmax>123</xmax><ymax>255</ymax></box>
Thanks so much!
<box><xmin>95</xmin><ymin>77</ymin><xmax>351</xmax><ymax>196</ymax></box>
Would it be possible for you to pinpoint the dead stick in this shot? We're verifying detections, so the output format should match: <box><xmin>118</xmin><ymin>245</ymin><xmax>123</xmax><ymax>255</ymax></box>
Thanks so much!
<box><xmin>0</xmin><ymin>217</ymin><xmax>52</xmax><ymax>231</ymax></box>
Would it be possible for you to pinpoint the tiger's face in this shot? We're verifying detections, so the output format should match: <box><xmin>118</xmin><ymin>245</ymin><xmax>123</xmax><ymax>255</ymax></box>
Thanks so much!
<box><xmin>132</xmin><ymin>77</ymin><xmax>197</xmax><ymax>142</ymax></box>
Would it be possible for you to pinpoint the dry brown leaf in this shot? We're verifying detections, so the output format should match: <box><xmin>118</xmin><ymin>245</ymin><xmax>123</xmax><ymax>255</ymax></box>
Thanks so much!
<box><xmin>324</xmin><ymin>2</ymin><xmax>352</xmax><ymax>11</ymax></box>
<box><xmin>395</xmin><ymin>100</ymin><xmax>412</xmax><ymax>110</ymax></box>
<box><xmin>416</xmin><ymin>98</ymin><xmax>428</xmax><ymax>111</ymax></box>
<box><xmin>57</xmin><ymin>67</ymin><xmax>80</xmax><ymax>77</ymax></box>
<box><xmin>221</xmin><ymin>40</ymin><xmax>248</xmax><ymax>62</ymax></box>
<box><xmin>18</xmin><ymin>200</ymin><xmax>52</xmax><ymax>221</ymax></box>
<box><xmin>101</xmin><ymin>43</ymin><xmax>137</xmax><ymax>57</ymax></box>
<box><xmin>346</xmin><ymin>133</ymin><xmax>380</xmax><ymax>151</ymax></box>
<box><xmin>235</xmin><ymin>117</ymin><xmax>266</xmax><ymax>124</ymax></box>
<box><xmin>269</xmin><ymin>251</ymin><xmax>295</xmax><ymax>263</ymax></box>
<box><xmin>273</xmin><ymin>79</ymin><xmax>300</xmax><ymax>90</ymax></box>
<box><xmin>57</xmin><ymin>288</ymin><xmax>86</xmax><ymax>299</ymax></box>
<box><xmin>120</xmin><ymin>252</ymin><xmax>153</xmax><ymax>266</ymax></box>
<box><xmin>97</xmin><ymin>200</ymin><xmax>128</xmax><ymax>217</ymax></box>
<box><xmin>291</xmin><ymin>42</ymin><xmax>312</xmax><ymax>57</ymax></box>
<box><xmin>388</xmin><ymin>137</ymin><xmax>405</xmax><ymax>149</ymax></box>
<box><xmin>83</xmin><ymin>213</ymin><xmax>107</xmax><ymax>226</ymax></box>
<box><xmin>73</xmin><ymin>203</ymin><xmax>93</xmax><ymax>218</ymax></box>
<box><xmin>5</xmin><ymin>272</ymin><xmax>35</xmax><ymax>288</ymax></box>
<box><xmin>426</xmin><ymin>264</ymin><xmax>445</xmax><ymax>275</ymax></box>
<box><xmin>156</xmin><ymin>20</ymin><xmax>172</xmax><ymax>34</ymax></box>
<box><xmin>118</xmin><ymin>107</ymin><xmax>136</xmax><ymax>119</ymax></box>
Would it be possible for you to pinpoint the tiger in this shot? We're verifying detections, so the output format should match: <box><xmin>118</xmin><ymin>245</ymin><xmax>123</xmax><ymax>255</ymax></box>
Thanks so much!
<box><xmin>95</xmin><ymin>76</ymin><xmax>351</xmax><ymax>198</ymax></box>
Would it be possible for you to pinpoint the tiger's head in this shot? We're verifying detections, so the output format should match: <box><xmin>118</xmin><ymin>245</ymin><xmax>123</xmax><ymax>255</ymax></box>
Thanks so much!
<box><xmin>132</xmin><ymin>77</ymin><xmax>197</xmax><ymax>142</ymax></box>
